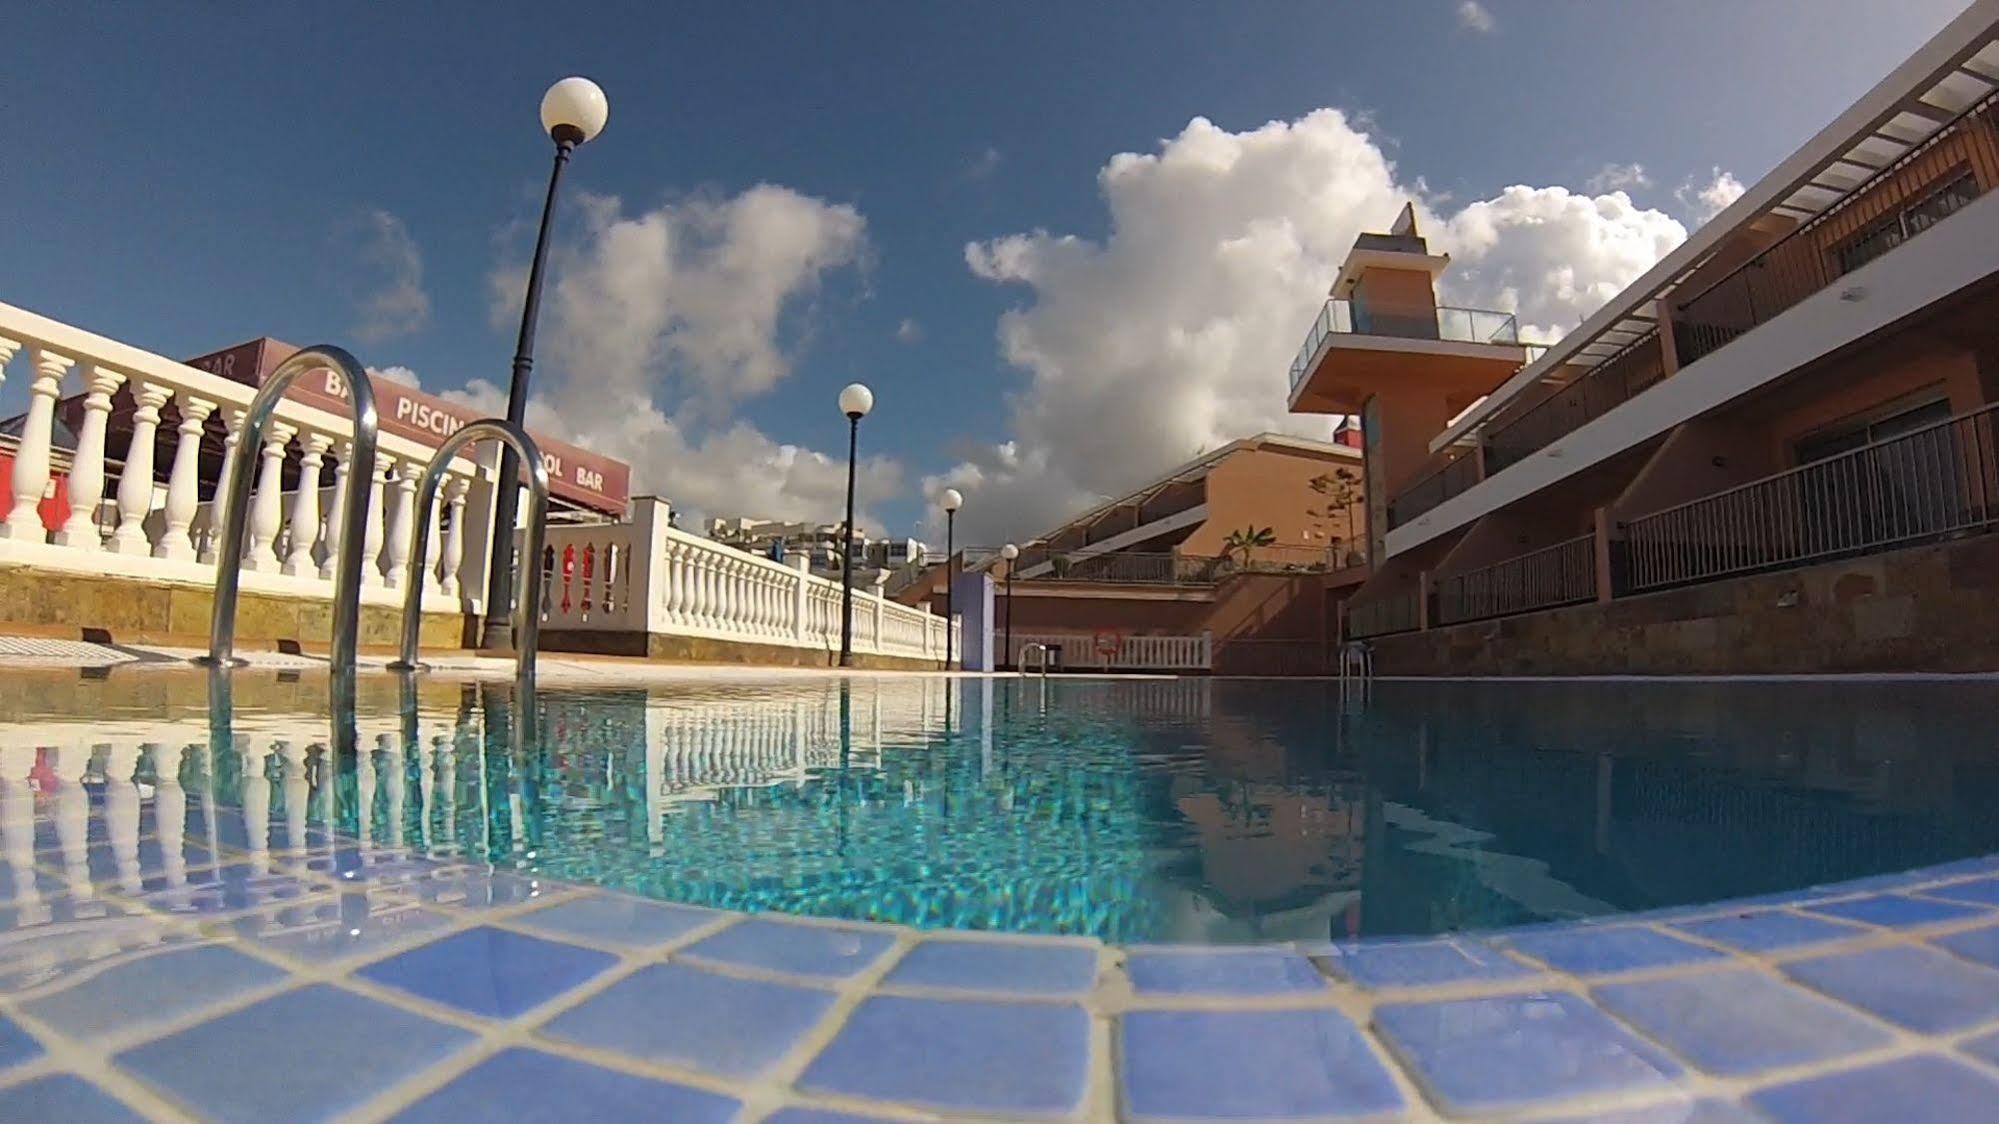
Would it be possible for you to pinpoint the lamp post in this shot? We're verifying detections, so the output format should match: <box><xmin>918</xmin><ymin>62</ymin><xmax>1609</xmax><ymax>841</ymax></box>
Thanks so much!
<box><xmin>1000</xmin><ymin>542</ymin><xmax>1018</xmax><ymax>671</ymax></box>
<box><xmin>837</xmin><ymin>383</ymin><xmax>874</xmax><ymax>667</ymax></box>
<box><xmin>940</xmin><ymin>488</ymin><xmax>962</xmax><ymax>668</ymax></box>
<box><xmin>479</xmin><ymin>76</ymin><xmax>610</xmax><ymax>651</ymax></box>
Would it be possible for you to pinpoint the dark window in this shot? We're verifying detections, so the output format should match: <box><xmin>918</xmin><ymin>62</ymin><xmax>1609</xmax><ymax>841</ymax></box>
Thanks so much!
<box><xmin>1833</xmin><ymin>168</ymin><xmax>1978</xmax><ymax>276</ymax></box>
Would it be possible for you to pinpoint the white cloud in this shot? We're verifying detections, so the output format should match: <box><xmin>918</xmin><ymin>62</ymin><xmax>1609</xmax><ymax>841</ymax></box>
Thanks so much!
<box><xmin>964</xmin><ymin>146</ymin><xmax>1003</xmax><ymax>181</ymax></box>
<box><xmin>946</xmin><ymin>110</ymin><xmax>1690</xmax><ymax>543</ymax></box>
<box><xmin>366</xmin><ymin>364</ymin><xmax>420</xmax><ymax>389</ymax></box>
<box><xmin>473</xmin><ymin>184</ymin><xmax>884</xmax><ymax>529</ymax></box>
<box><xmin>1457</xmin><ymin>1</ymin><xmax>1496</xmax><ymax>33</ymax></box>
<box><xmin>349</xmin><ymin>210</ymin><xmax>430</xmax><ymax>343</ymax></box>
<box><xmin>1676</xmin><ymin>167</ymin><xmax>1746</xmax><ymax>226</ymax></box>
<box><xmin>895</xmin><ymin>318</ymin><xmax>923</xmax><ymax>344</ymax></box>
<box><xmin>1585</xmin><ymin>162</ymin><xmax>1651</xmax><ymax>193</ymax></box>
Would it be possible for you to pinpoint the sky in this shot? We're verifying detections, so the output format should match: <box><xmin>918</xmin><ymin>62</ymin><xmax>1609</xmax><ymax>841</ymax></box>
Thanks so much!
<box><xmin>0</xmin><ymin>0</ymin><xmax>1975</xmax><ymax>546</ymax></box>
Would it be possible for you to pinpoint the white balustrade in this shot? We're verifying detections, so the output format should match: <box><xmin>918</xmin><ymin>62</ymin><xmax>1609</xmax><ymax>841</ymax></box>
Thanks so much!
<box><xmin>361</xmin><ymin>455</ymin><xmax>391</xmax><ymax>588</ymax></box>
<box><xmin>422</xmin><ymin>485</ymin><xmax>445</xmax><ymax>594</ymax></box>
<box><xmin>198</xmin><ymin>409</ymin><xmax>247</xmax><ymax>564</ymax></box>
<box><xmin>284</xmin><ymin>432</ymin><xmax>333</xmax><ymax>576</ymax></box>
<box><xmin>439</xmin><ymin>477</ymin><xmax>468</xmax><ymax>598</ymax></box>
<box><xmin>2</xmin><ymin>346</ymin><xmax>73</xmax><ymax>540</ymax></box>
<box><xmin>243</xmin><ymin>422</ymin><xmax>296</xmax><ymax>571</ymax></box>
<box><xmin>384</xmin><ymin>459</ymin><xmax>419</xmax><ymax>589</ymax></box>
<box><xmin>52</xmin><ymin>364</ymin><xmax>124</xmax><ymax>548</ymax></box>
<box><xmin>157</xmin><ymin>393</ymin><xmax>217</xmax><ymax>561</ymax></box>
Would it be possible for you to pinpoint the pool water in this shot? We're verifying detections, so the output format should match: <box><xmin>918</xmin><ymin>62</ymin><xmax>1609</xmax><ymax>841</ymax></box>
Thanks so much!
<box><xmin>4</xmin><ymin>671</ymin><xmax>1997</xmax><ymax>945</ymax></box>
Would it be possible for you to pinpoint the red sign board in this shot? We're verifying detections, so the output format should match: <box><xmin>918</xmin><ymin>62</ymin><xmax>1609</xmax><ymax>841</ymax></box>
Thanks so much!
<box><xmin>185</xmin><ymin>339</ymin><xmax>630</xmax><ymax>516</ymax></box>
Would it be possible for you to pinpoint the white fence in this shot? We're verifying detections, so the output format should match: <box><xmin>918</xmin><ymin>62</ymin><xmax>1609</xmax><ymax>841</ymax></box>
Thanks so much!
<box><xmin>0</xmin><ymin>301</ymin><xmax>485</xmax><ymax>609</ymax></box>
<box><xmin>538</xmin><ymin>499</ymin><xmax>955</xmax><ymax>664</ymax></box>
<box><xmin>1009</xmin><ymin>631</ymin><xmax>1212</xmax><ymax>672</ymax></box>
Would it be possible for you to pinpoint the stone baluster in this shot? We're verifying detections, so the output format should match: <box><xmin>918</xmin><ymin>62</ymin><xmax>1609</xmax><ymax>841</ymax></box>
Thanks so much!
<box><xmin>439</xmin><ymin>477</ymin><xmax>469</xmax><ymax>599</ymax></box>
<box><xmin>384</xmin><ymin>460</ymin><xmax>419</xmax><ymax>589</ymax></box>
<box><xmin>687</xmin><ymin>548</ymin><xmax>708</xmax><ymax>629</ymax></box>
<box><xmin>54</xmin><ymin>365</ymin><xmax>127</xmax><ymax>548</ymax></box>
<box><xmin>53</xmin><ymin>740</ymin><xmax>93</xmax><ymax>900</ymax></box>
<box><xmin>242</xmin><ymin>422</ymin><xmax>296</xmax><ymax>571</ymax></box>
<box><xmin>198</xmin><ymin>409</ymin><xmax>247</xmax><ymax>564</ymax></box>
<box><xmin>2</xmin><ymin>347</ymin><xmax>75</xmax><ymax>540</ymax></box>
<box><xmin>421</xmin><ymin>481</ymin><xmax>445</xmax><ymax>594</ymax></box>
<box><xmin>361</xmin><ymin>455</ymin><xmax>392</xmax><ymax>587</ymax></box>
<box><xmin>283</xmin><ymin>433</ymin><xmax>333</xmax><ymax>576</ymax></box>
<box><xmin>663</xmin><ymin>541</ymin><xmax>686</xmax><ymax>628</ymax></box>
<box><xmin>108</xmin><ymin>381</ymin><xmax>173</xmax><ymax>554</ymax></box>
<box><xmin>156</xmin><ymin>395</ymin><xmax>217</xmax><ymax>560</ymax></box>
<box><xmin>150</xmin><ymin>743</ymin><xmax>190</xmax><ymax>890</ymax></box>
<box><xmin>319</xmin><ymin>441</ymin><xmax>353</xmax><ymax>580</ymax></box>
<box><xmin>720</xmin><ymin>557</ymin><xmax>739</xmax><ymax>633</ymax></box>
<box><xmin>104</xmin><ymin>742</ymin><xmax>145</xmax><ymax>895</ymax></box>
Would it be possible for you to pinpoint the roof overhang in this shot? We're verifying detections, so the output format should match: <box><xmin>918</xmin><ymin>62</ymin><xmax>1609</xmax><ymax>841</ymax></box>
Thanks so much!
<box><xmin>1331</xmin><ymin>249</ymin><xmax>1452</xmax><ymax>299</ymax></box>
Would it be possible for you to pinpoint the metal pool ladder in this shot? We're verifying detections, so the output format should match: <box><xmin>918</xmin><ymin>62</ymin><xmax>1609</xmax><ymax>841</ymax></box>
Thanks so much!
<box><xmin>389</xmin><ymin>419</ymin><xmax>550</xmax><ymax>682</ymax></box>
<box><xmin>203</xmin><ymin>346</ymin><xmax>379</xmax><ymax>672</ymax></box>
<box><xmin>1020</xmin><ymin>642</ymin><xmax>1053</xmax><ymax>676</ymax></box>
<box><xmin>1338</xmin><ymin>639</ymin><xmax>1374</xmax><ymax>684</ymax></box>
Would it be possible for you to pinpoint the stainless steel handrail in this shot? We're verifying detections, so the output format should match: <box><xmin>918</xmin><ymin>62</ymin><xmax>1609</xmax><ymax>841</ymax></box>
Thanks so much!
<box><xmin>390</xmin><ymin>419</ymin><xmax>550</xmax><ymax>681</ymax></box>
<box><xmin>1020</xmin><ymin>641</ymin><xmax>1053</xmax><ymax>676</ymax></box>
<box><xmin>203</xmin><ymin>346</ymin><xmax>379</xmax><ymax>671</ymax></box>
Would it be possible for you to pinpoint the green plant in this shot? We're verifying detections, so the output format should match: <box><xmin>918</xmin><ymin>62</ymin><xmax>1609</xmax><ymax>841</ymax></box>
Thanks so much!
<box><xmin>1222</xmin><ymin>525</ymin><xmax>1276</xmax><ymax>565</ymax></box>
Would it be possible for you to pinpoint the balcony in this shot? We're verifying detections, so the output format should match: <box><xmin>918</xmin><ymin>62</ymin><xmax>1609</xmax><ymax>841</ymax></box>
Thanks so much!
<box><xmin>1288</xmin><ymin>299</ymin><xmax>1522</xmax><ymax>393</ymax></box>
<box><xmin>1386</xmin><ymin>448</ymin><xmax>1482</xmax><ymax>530</ymax></box>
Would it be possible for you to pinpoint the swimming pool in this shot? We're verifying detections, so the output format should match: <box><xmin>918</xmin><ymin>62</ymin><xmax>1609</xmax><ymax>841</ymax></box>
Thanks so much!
<box><xmin>6</xmin><ymin>669</ymin><xmax>1996</xmax><ymax>944</ymax></box>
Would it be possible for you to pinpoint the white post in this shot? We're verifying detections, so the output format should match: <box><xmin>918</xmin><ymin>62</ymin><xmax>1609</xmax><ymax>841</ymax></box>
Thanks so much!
<box><xmin>156</xmin><ymin>394</ymin><xmax>217</xmax><ymax>560</ymax></box>
<box><xmin>320</xmin><ymin>441</ymin><xmax>353</xmax><ymax>580</ymax></box>
<box><xmin>439</xmin><ymin>476</ymin><xmax>469</xmax><ymax>599</ymax></box>
<box><xmin>243</xmin><ymin>422</ymin><xmax>295</xmax><ymax>572</ymax></box>
<box><xmin>109</xmin><ymin>381</ymin><xmax>172</xmax><ymax>554</ymax></box>
<box><xmin>283</xmin><ymin>432</ymin><xmax>333</xmax><ymax>576</ymax></box>
<box><xmin>2</xmin><ymin>347</ymin><xmax>75</xmax><ymax>540</ymax></box>
<box><xmin>198</xmin><ymin>409</ymin><xmax>247</xmax><ymax>564</ymax></box>
<box><xmin>384</xmin><ymin>459</ymin><xmax>419</xmax><ymax>589</ymax></box>
<box><xmin>792</xmin><ymin>555</ymin><xmax>810</xmax><ymax>642</ymax></box>
<box><xmin>421</xmin><ymin>482</ymin><xmax>445</xmax><ymax>594</ymax></box>
<box><xmin>53</xmin><ymin>365</ymin><xmax>126</xmax><ymax>548</ymax></box>
<box><xmin>871</xmin><ymin>573</ymin><xmax>888</xmax><ymax>653</ymax></box>
<box><xmin>361</xmin><ymin>454</ymin><xmax>391</xmax><ymax>587</ymax></box>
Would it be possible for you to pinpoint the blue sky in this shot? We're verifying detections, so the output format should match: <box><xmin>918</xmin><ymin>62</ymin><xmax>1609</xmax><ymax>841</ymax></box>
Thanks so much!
<box><xmin>0</xmin><ymin>0</ymin><xmax>1972</xmax><ymax>543</ymax></box>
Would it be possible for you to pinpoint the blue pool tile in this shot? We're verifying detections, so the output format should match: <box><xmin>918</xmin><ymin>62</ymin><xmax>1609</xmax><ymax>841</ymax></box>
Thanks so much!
<box><xmin>0</xmin><ymin>863</ymin><xmax>68</xmax><ymax>904</ymax></box>
<box><xmin>1668</xmin><ymin>909</ymin><xmax>1869</xmax><ymax>952</ymax></box>
<box><xmin>1932</xmin><ymin>922</ymin><xmax>1999</xmax><ymax>970</ymax></box>
<box><xmin>391</xmin><ymin>1047</ymin><xmax>739</xmax><ymax>1123</ymax></box>
<box><xmin>1500</xmin><ymin>926</ymin><xmax>1725</xmax><ymax>975</ymax></box>
<box><xmin>1924</xmin><ymin>876</ymin><xmax>1999</xmax><ymax>905</ymax></box>
<box><xmin>800</xmin><ymin>995</ymin><xmax>1089</xmax><ymax>1115</ymax></box>
<box><xmin>75</xmin><ymin>839</ymin><xmax>218</xmax><ymax>886</ymax></box>
<box><xmin>0</xmin><ymin>1013</ymin><xmax>44</xmax><ymax>1072</ymax></box>
<box><xmin>1125</xmin><ymin>948</ymin><xmax>1327</xmax><ymax>996</ymax></box>
<box><xmin>1749</xmin><ymin>1055</ymin><xmax>1999</xmax><ymax>1124</ymax></box>
<box><xmin>136</xmin><ymin>862</ymin><xmax>325</xmax><ymax>916</ymax></box>
<box><xmin>22</xmin><ymin>944</ymin><xmax>288</xmax><ymax>1042</ymax></box>
<box><xmin>543</xmin><ymin>961</ymin><xmax>834</xmax><ymax>1077</ymax></box>
<box><xmin>1783</xmin><ymin>944</ymin><xmax>1999</xmax><ymax>1032</ymax></box>
<box><xmin>683</xmin><ymin>918</ymin><xmax>894</xmax><ymax>980</ymax></box>
<box><xmin>356</xmin><ymin>926</ymin><xmax>615</xmax><ymax>1018</ymax></box>
<box><xmin>512</xmin><ymin>892</ymin><xmax>722</xmax><ymax>949</ymax></box>
<box><xmin>765</xmin><ymin>1110</ymin><xmax>901</xmax><ymax>1124</ymax></box>
<box><xmin>230</xmin><ymin>891</ymin><xmax>458</xmax><ymax>964</ymax></box>
<box><xmin>1121</xmin><ymin>1007</ymin><xmax>1402</xmax><ymax>1121</ymax></box>
<box><xmin>1374</xmin><ymin>992</ymin><xmax>1681</xmax><ymax>1114</ymax></box>
<box><xmin>1964</xmin><ymin>1028</ymin><xmax>1999</xmax><ymax>1067</ymax></box>
<box><xmin>1320</xmin><ymin>936</ymin><xmax>1536</xmax><ymax>989</ymax></box>
<box><xmin>885</xmin><ymin>937</ymin><xmax>1099</xmax><ymax>995</ymax></box>
<box><xmin>0</xmin><ymin>1075</ymin><xmax>143</xmax><ymax>1122</ymax></box>
<box><xmin>402</xmin><ymin>869</ymin><xmax>552</xmax><ymax>911</ymax></box>
<box><xmin>1804</xmin><ymin>893</ymin><xmax>1988</xmax><ymax>928</ymax></box>
<box><xmin>1591</xmin><ymin>968</ymin><xmax>1891</xmax><ymax>1075</ymax></box>
<box><xmin>1526</xmin><ymin>1098</ymin><xmax>1761</xmax><ymax>1124</ymax></box>
<box><xmin>115</xmin><ymin>984</ymin><xmax>472</xmax><ymax>1123</ymax></box>
<box><xmin>292</xmin><ymin>847</ymin><xmax>455</xmax><ymax>885</ymax></box>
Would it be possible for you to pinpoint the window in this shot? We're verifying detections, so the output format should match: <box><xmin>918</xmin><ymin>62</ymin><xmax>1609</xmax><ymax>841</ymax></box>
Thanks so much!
<box><xmin>1833</xmin><ymin>168</ymin><xmax>1979</xmax><ymax>276</ymax></box>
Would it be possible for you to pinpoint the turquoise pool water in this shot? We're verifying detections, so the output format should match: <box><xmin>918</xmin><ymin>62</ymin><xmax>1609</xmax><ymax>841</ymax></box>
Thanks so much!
<box><xmin>10</xmin><ymin>672</ymin><xmax>1999</xmax><ymax>944</ymax></box>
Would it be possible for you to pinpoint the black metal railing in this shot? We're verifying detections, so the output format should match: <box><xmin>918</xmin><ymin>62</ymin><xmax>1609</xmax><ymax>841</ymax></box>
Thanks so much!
<box><xmin>1016</xmin><ymin>551</ymin><xmax>1225</xmax><ymax>585</ymax></box>
<box><xmin>1482</xmin><ymin>330</ymin><xmax>1665</xmax><ymax>474</ymax></box>
<box><xmin>1624</xmin><ymin>402</ymin><xmax>1999</xmax><ymax>592</ymax></box>
<box><xmin>1346</xmin><ymin>590</ymin><xmax>1421</xmax><ymax>640</ymax></box>
<box><xmin>1434</xmin><ymin>533</ymin><xmax>1597</xmax><ymax>625</ymax></box>
<box><xmin>1387</xmin><ymin>449</ymin><xmax>1482</xmax><ymax>529</ymax></box>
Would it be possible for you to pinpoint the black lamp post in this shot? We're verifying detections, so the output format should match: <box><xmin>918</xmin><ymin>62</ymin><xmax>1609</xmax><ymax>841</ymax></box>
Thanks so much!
<box><xmin>479</xmin><ymin>77</ymin><xmax>609</xmax><ymax>651</ymax></box>
<box><xmin>837</xmin><ymin>382</ymin><xmax>874</xmax><ymax>667</ymax></box>
<box><xmin>940</xmin><ymin>488</ymin><xmax>962</xmax><ymax>668</ymax></box>
<box><xmin>1000</xmin><ymin>542</ymin><xmax>1018</xmax><ymax>670</ymax></box>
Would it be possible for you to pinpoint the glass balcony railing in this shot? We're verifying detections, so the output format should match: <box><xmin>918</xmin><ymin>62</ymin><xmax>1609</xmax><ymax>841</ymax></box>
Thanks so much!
<box><xmin>1289</xmin><ymin>299</ymin><xmax>1522</xmax><ymax>390</ymax></box>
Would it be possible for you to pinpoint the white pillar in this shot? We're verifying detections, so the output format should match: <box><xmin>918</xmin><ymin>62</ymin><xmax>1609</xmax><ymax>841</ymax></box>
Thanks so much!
<box><xmin>384</xmin><ymin>459</ymin><xmax>419</xmax><ymax>588</ymax></box>
<box><xmin>108</xmin><ymin>380</ymin><xmax>172</xmax><ymax>554</ymax></box>
<box><xmin>198</xmin><ymin>409</ymin><xmax>247</xmax><ymax>564</ymax></box>
<box><xmin>439</xmin><ymin>476</ymin><xmax>468</xmax><ymax>599</ymax></box>
<box><xmin>243</xmin><ymin>422</ymin><xmax>296</xmax><ymax>571</ymax></box>
<box><xmin>320</xmin><ymin>441</ymin><xmax>353</xmax><ymax>580</ymax></box>
<box><xmin>2</xmin><ymin>347</ymin><xmax>75</xmax><ymax>540</ymax></box>
<box><xmin>53</xmin><ymin>365</ymin><xmax>127</xmax><ymax>548</ymax></box>
<box><xmin>422</xmin><ymin>480</ymin><xmax>445</xmax><ymax>593</ymax></box>
<box><xmin>284</xmin><ymin>433</ymin><xmax>333</xmax><ymax>576</ymax></box>
<box><xmin>156</xmin><ymin>395</ymin><xmax>217</xmax><ymax>560</ymax></box>
<box><xmin>361</xmin><ymin>455</ymin><xmax>391</xmax><ymax>587</ymax></box>
<box><xmin>792</xmin><ymin>555</ymin><xmax>810</xmax><ymax>641</ymax></box>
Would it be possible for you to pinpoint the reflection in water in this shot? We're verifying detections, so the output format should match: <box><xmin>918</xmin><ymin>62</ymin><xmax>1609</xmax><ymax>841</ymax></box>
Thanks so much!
<box><xmin>0</xmin><ymin>672</ymin><xmax>1994</xmax><ymax>944</ymax></box>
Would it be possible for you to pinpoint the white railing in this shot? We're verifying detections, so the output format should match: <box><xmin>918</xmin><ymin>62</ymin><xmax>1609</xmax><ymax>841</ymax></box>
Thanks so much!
<box><xmin>1007</xmin><ymin>631</ymin><xmax>1211</xmax><ymax>671</ymax></box>
<box><xmin>539</xmin><ymin>498</ymin><xmax>956</xmax><ymax>663</ymax></box>
<box><xmin>0</xmin><ymin>301</ymin><xmax>484</xmax><ymax>610</ymax></box>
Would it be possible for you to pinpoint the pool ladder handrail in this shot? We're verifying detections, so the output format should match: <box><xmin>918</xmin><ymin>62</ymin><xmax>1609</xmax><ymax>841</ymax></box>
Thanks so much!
<box><xmin>1020</xmin><ymin>641</ymin><xmax>1053</xmax><ymax>676</ymax></box>
<box><xmin>1338</xmin><ymin>639</ymin><xmax>1374</xmax><ymax>683</ymax></box>
<box><xmin>389</xmin><ymin>419</ymin><xmax>550</xmax><ymax>682</ymax></box>
<box><xmin>203</xmin><ymin>346</ymin><xmax>380</xmax><ymax>672</ymax></box>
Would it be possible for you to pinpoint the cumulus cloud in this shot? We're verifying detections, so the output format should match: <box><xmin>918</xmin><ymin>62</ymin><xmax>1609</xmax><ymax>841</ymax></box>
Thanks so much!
<box><xmin>348</xmin><ymin>210</ymin><xmax>430</xmax><ymax>342</ymax></box>
<box><xmin>1457</xmin><ymin>1</ymin><xmax>1496</xmax><ymax>33</ymax></box>
<box><xmin>944</xmin><ymin>110</ymin><xmax>1690</xmax><ymax>543</ymax></box>
<box><xmin>1586</xmin><ymin>162</ymin><xmax>1650</xmax><ymax>193</ymax></box>
<box><xmin>895</xmin><ymin>318</ymin><xmax>923</xmax><ymax>344</ymax></box>
<box><xmin>472</xmin><ymin>184</ymin><xmax>884</xmax><ymax>528</ymax></box>
<box><xmin>1676</xmin><ymin>167</ymin><xmax>1746</xmax><ymax>226</ymax></box>
<box><xmin>366</xmin><ymin>364</ymin><xmax>421</xmax><ymax>389</ymax></box>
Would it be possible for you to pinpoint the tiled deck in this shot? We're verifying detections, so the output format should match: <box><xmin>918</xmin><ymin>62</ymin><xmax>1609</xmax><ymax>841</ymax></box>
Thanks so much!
<box><xmin>6</xmin><ymin>801</ymin><xmax>1999</xmax><ymax>1121</ymax></box>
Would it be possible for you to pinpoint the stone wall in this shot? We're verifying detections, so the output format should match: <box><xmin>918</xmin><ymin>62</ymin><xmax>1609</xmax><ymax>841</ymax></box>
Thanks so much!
<box><xmin>1368</xmin><ymin>534</ymin><xmax>1999</xmax><ymax>675</ymax></box>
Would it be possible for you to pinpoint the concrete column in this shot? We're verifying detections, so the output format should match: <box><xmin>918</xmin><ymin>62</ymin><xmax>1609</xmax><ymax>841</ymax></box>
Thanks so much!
<box><xmin>1593</xmin><ymin>507</ymin><xmax>1618</xmax><ymax>602</ymax></box>
<box><xmin>243</xmin><ymin>422</ymin><xmax>296</xmax><ymax>571</ymax></box>
<box><xmin>109</xmin><ymin>381</ymin><xmax>173</xmax><ymax>555</ymax></box>
<box><xmin>54</xmin><ymin>365</ymin><xmax>126</xmax><ymax>547</ymax></box>
<box><xmin>156</xmin><ymin>394</ymin><xmax>217</xmax><ymax>560</ymax></box>
<box><xmin>284</xmin><ymin>433</ymin><xmax>334</xmax><ymax>576</ymax></box>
